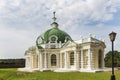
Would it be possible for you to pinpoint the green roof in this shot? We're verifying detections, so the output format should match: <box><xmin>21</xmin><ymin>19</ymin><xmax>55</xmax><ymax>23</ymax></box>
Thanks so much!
<box><xmin>36</xmin><ymin>13</ymin><xmax>72</xmax><ymax>48</ymax></box>
<box><xmin>44</xmin><ymin>28</ymin><xmax>72</xmax><ymax>43</ymax></box>
<box><xmin>36</xmin><ymin>26</ymin><xmax>72</xmax><ymax>48</ymax></box>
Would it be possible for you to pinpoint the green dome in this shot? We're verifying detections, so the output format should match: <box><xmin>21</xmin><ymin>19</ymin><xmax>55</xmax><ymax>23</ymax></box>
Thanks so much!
<box><xmin>44</xmin><ymin>28</ymin><xmax>72</xmax><ymax>43</ymax></box>
<box><xmin>36</xmin><ymin>26</ymin><xmax>72</xmax><ymax>47</ymax></box>
<box><xmin>36</xmin><ymin>12</ymin><xmax>72</xmax><ymax>48</ymax></box>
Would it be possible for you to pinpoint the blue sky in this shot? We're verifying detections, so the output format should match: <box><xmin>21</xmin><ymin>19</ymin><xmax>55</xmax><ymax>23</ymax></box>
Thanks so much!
<box><xmin>0</xmin><ymin>0</ymin><xmax>120</xmax><ymax>58</ymax></box>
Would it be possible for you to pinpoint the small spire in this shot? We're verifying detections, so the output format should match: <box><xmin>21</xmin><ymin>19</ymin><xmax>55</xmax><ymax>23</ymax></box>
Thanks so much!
<box><xmin>51</xmin><ymin>11</ymin><xmax>59</xmax><ymax>28</ymax></box>
<box><xmin>52</xmin><ymin>11</ymin><xmax>56</xmax><ymax>22</ymax></box>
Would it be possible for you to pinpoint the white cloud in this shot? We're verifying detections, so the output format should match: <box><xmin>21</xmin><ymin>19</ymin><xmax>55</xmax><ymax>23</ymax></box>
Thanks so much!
<box><xmin>1</xmin><ymin>0</ymin><xmax>120</xmax><ymax>23</ymax></box>
<box><xmin>0</xmin><ymin>25</ymin><xmax>37</xmax><ymax>58</ymax></box>
<box><xmin>0</xmin><ymin>0</ymin><xmax>120</xmax><ymax>58</ymax></box>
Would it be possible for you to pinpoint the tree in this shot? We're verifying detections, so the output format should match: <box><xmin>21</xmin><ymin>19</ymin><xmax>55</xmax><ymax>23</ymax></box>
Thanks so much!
<box><xmin>104</xmin><ymin>50</ymin><xmax>120</xmax><ymax>67</ymax></box>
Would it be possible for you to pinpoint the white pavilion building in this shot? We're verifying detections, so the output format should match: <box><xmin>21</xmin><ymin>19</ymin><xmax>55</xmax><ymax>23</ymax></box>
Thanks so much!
<box><xmin>19</xmin><ymin>12</ymin><xmax>106</xmax><ymax>72</ymax></box>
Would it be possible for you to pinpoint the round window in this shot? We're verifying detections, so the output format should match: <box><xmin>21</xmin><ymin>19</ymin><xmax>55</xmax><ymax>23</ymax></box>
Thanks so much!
<box><xmin>51</xmin><ymin>36</ymin><xmax>56</xmax><ymax>42</ymax></box>
<box><xmin>49</xmin><ymin>35</ymin><xmax>58</xmax><ymax>43</ymax></box>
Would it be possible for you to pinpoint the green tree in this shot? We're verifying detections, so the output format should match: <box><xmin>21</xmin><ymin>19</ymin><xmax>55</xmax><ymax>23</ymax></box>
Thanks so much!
<box><xmin>104</xmin><ymin>50</ymin><xmax>120</xmax><ymax>67</ymax></box>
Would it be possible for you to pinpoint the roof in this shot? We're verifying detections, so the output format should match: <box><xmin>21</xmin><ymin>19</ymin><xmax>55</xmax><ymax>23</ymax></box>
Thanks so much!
<box><xmin>36</xmin><ymin>22</ymin><xmax>72</xmax><ymax>48</ymax></box>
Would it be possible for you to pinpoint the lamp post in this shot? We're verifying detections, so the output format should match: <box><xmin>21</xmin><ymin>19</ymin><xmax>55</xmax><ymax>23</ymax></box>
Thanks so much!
<box><xmin>109</xmin><ymin>32</ymin><xmax>117</xmax><ymax>80</ymax></box>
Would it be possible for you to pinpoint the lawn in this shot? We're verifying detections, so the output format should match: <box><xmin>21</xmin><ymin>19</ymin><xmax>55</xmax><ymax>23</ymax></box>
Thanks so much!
<box><xmin>0</xmin><ymin>68</ymin><xmax>120</xmax><ymax>80</ymax></box>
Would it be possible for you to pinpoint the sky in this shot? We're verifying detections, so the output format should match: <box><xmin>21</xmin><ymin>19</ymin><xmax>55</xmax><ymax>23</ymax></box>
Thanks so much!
<box><xmin>0</xmin><ymin>0</ymin><xmax>120</xmax><ymax>59</ymax></box>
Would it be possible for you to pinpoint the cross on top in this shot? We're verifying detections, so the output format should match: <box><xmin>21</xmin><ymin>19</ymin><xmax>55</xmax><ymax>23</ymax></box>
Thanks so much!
<box><xmin>52</xmin><ymin>11</ymin><xmax>56</xmax><ymax>22</ymax></box>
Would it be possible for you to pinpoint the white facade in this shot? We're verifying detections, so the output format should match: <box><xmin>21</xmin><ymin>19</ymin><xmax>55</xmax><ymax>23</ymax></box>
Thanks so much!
<box><xmin>20</xmin><ymin>35</ymin><xmax>106</xmax><ymax>72</ymax></box>
<box><xmin>19</xmin><ymin>12</ymin><xmax>106</xmax><ymax>72</ymax></box>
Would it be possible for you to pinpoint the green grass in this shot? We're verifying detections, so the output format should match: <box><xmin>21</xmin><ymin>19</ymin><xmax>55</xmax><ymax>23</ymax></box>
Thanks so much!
<box><xmin>0</xmin><ymin>68</ymin><xmax>120</xmax><ymax>80</ymax></box>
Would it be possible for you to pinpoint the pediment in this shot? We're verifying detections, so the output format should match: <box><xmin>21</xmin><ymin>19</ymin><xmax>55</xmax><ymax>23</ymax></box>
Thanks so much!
<box><xmin>62</xmin><ymin>41</ymin><xmax>77</xmax><ymax>48</ymax></box>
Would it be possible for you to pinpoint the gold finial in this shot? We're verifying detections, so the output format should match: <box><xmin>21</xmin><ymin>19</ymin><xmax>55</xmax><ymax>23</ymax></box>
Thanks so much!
<box><xmin>52</xmin><ymin>11</ymin><xmax>56</xmax><ymax>22</ymax></box>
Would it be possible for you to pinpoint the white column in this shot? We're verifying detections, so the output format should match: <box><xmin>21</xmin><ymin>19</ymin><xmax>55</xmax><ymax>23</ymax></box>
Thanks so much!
<box><xmin>27</xmin><ymin>57</ymin><xmax>30</xmax><ymax>68</ymax></box>
<box><xmin>31</xmin><ymin>55</ymin><xmax>33</xmax><ymax>69</ymax></box>
<box><xmin>88</xmin><ymin>49</ymin><xmax>91</xmax><ymax>70</ymax></box>
<box><xmin>60</xmin><ymin>53</ymin><xmax>62</xmax><ymax>68</ymax></box>
<box><xmin>40</xmin><ymin>53</ymin><xmax>43</xmax><ymax>69</ymax></box>
<box><xmin>25</xmin><ymin>57</ymin><xmax>27</xmax><ymax>68</ymax></box>
<box><xmin>91</xmin><ymin>50</ymin><xmax>93</xmax><ymax>69</ymax></box>
<box><xmin>91</xmin><ymin>51</ymin><xmax>94</xmax><ymax>69</ymax></box>
<box><xmin>33</xmin><ymin>55</ymin><xmax>35</xmax><ymax>68</ymax></box>
<box><xmin>81</xmin><ymin>49</ymin><xmax>83</xmax><ymax>69</ymax></box>
<box><xmin>76</xmin><ymin>51</ymin><xmax>79</xmax><ymax>69</ymax></box>
<box><xmin>64</xmin><ymin>51</ymin><xmax>68</xmax><ymax>69</ymax></box>
<box><xmin>74</xmin><ymin>50</ymin><xmax>77</xmax><ymax>69</ymax></box>
<box><xmin>44</xmin><ymin>52</ymin><xmax>47</xmax><ymax>69</ymax></box>
<box><xmin>38</xmin><ymin>54</ymin><xmax>40</xmax><ymax>69</ymax></box>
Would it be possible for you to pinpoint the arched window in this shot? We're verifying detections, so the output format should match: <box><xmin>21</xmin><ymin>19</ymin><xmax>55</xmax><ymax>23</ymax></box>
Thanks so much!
<box><xmin>51</xmin><ymin>54</ymin><xmax>57</xmax><ymax>66</ymax></box>
<box><xmin>70</xmin><ymin>52</ymin><xmax>74</xmax><ymax>65</ymax></box>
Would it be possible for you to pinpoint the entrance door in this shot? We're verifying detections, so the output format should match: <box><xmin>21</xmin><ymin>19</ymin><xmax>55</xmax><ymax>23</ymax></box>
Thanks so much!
<box><xmin>51</xmin><ymin>54</ymin><xmax>57</xmax><ymax>66</ymax></box>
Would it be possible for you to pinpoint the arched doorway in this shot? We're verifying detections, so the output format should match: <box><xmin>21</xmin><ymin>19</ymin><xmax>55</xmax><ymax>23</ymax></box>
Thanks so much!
<box><xmin>51</xmin><ymin>54</ymin><xmax>57</xmax><ymax>66</ymax></box>
<box><xmin>70</xmin><ymin>52</ymin><xmax>74</xmax><ymax>65</ymax></box>
<box><xmin>98</xmin><ymin>50</ymin><xmax>102</xmax><ymax>68</ymax></box>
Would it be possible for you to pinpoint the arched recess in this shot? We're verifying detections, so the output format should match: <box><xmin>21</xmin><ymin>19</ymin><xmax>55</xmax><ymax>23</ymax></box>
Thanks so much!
<box><xmin>70</xmin><ymin>52</ymin><xmax>74</xmax><ymax>65</ymax></box>
<box><xmin>98</xmin><ymin>50</ymin><xmax>103</xmax><ymax>68</ymax></box>
<box><xmin>51</xmin><ymin>54</ymin><xmax>57</xmax><ymax>66</ymax></box>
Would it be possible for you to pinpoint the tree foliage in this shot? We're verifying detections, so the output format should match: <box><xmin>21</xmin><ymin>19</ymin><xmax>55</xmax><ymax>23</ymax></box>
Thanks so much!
<box><xmin>105</xmin><ymin>50</ymin><xmax>120</xmax><ymax>67</ymax></box>
<box><xmin>0</xmin><ymin>58</ymin><xmax>25</xmax><ymax>68</ymax></box>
